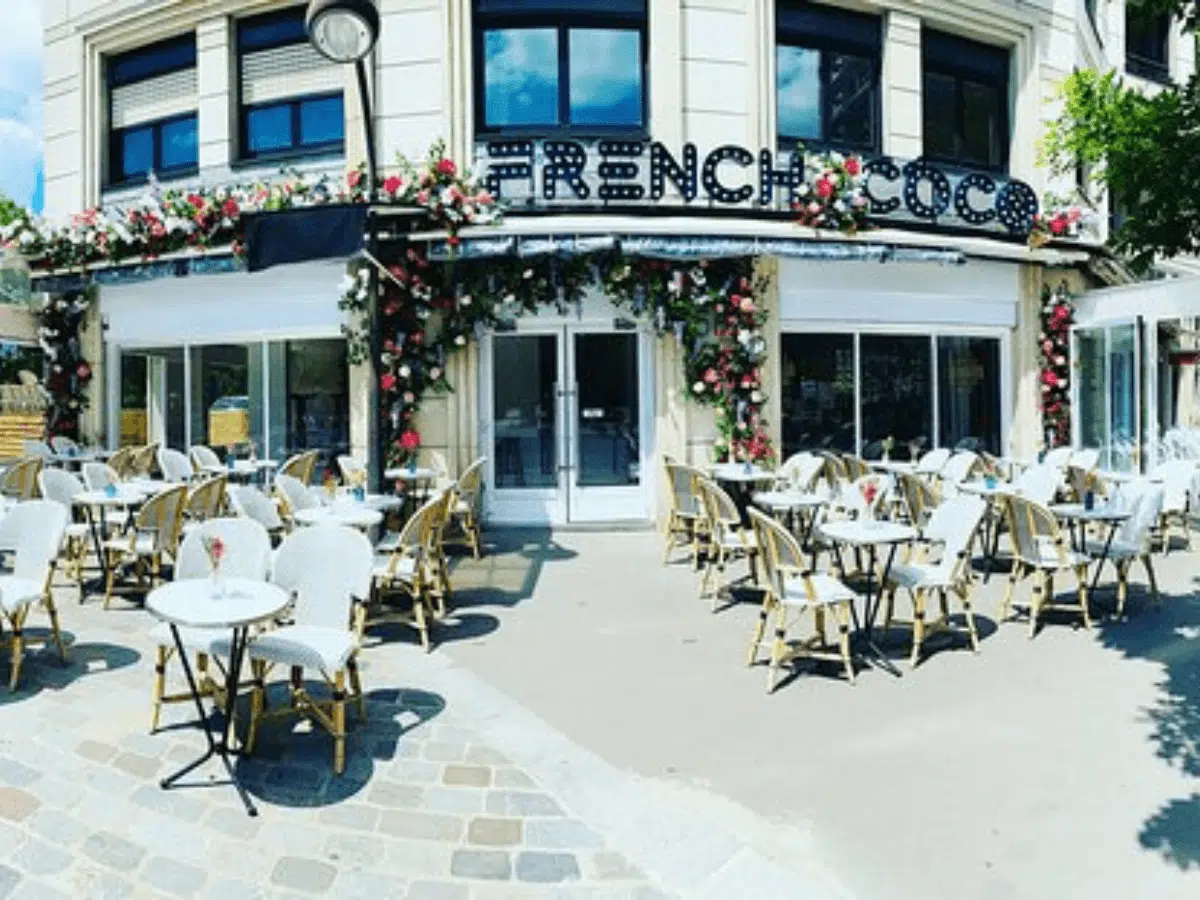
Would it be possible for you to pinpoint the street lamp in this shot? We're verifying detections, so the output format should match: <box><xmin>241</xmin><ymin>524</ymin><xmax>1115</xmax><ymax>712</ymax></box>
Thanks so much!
<box><xmin>306</xmin><ymin>0</ymin><xmax>380</xmax><ymax>197</ymax></box>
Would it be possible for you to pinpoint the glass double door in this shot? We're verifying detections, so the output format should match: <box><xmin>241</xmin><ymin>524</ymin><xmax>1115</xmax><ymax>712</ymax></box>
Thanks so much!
<box><xmin>486</xmin><ymin>325</ymin><xmax>650</xmax><ymax>525</ymax></box>
<box><xmin>1072</xmin><ymin>320</ymin><xmax>1141</xmax><ymax>471</ymax></box>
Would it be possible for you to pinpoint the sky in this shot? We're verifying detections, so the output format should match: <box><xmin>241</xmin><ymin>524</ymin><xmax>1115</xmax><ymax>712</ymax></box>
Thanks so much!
<box><xmin>0</xmin><ymin>0</ymin><xmax>43</xmax><ymax>213</ymax></box>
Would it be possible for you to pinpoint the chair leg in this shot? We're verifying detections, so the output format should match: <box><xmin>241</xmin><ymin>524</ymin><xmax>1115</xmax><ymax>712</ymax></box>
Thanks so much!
<box><xmin>1002</xmin><ymin>564</ymin><xmax>1020</xmax><ymax>622</ymax></box>
<box><xmin>347</xmin><ymin>656</ymin><xmax>366</xmax><ymax>721</ymax></box>
<box><xmin>1144</xmin><ymin>555</ymin><xmax>1160</xmax><ymax>606</ymax></box>
<box><xmin>332</xmin><ymin>670</ymin><xmax>346</xmax><ymax>775</ymax></box>
<box><xmin>766</xmin><ymin>605</ymin><xmax>789</xmax><ymax>694</ymax></box>
<box><xmin>883</xmin><ymin>585</ymin><xmax>897</xmax><ymax>636</ymax></box>
<box><xmin>103</xmin><ymin>552</ymin><xmax>117</xmax><ymax>610</ymax></box>
<box><xmin>836</xmin><ymin>604</ymin><xmax>855</xmax><ymax>684</ymax></box>
<box><xmin>44</xmin><ymin>593</ymin><xmax>66</xmax><ymax>663</ymax></box>
<box><xmin>962</xmin><ymin>591</ymin><xmax>980</xmax><ymax>653</ymax></box>
<box><xmin>246</xmin><ymin>660</ymin><xmax>266</xmax><ymax>755</ymax></box>
<box><xmin>1028</xmin><ymin>571</ymin><xmax>1043</xmax><ymax>639</ymax></box>
<box><xmin>150</xmin><ymin>645</ymin><xmax>169</xmax><ymax>732</ymax></box>
<box><xmin>747</xmin><ymin>594</ymin><xmax>772</xmax><ymax>666</ymax></box>
<box><xmin>415</xmin><ymin>597</ymin><xmax>430</xmax><ymax>653</ymax></box>
<box><xmin>1116</xmin><ymin>560</ymin><xmax>1130</xmax><ymax>619</ymax></box>
<box><xmin>662</xmin><ymin>512</ymin><xmax>677</xmax><ymax>565</ymax></box>
<box><xmin>1076</xmin><ymin>566</ymin><xmax>1092</xmax><ymax>630</ymax></box>
<box><xmin>7</xmin><ymin>609</ymin><xmax>26</xmax><ymax>691</ymax></box>
<box><xmin>910</xmin><ymin>588</ymin><xmax>926</xmax><ymax>668</ymax></box>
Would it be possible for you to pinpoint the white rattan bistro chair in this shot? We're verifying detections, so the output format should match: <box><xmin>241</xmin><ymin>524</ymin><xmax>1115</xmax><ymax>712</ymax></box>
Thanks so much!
<box><xmin>1012</xmin><ymin>464</ymin><xmax>1062</xmax><ymax>506</ymax></box>
<box><xmin>1087</xmin><ymin>480</ymin><xmax>1164</xmax><ymax>618</ymax></box>
<box><xmin>696</xmin><ymin>476</ymin><xmax>758</xmax><ymax>610</ymax></box>
<box><xmin>129</xmin><ymin>443</ymin><xmax>160</xmax><ymax>479</ymax></box>
<box><xmin>189</xmin><ymin>445</ymin><xmax>223</xmax><ymax>473</ymax></box>
<box><xmin>336</xmin><ymin>455</ymin><xmax>366</xmax><ymax>484</ymax></box>
<box><xmin>49</xmin><ymin>435</ymin><xmax>80</xmax><ymax>456</ymax></box>
<box><xmin>182</xmin><ymin>474</ymin><xmax>228</xmax><ymax>536</ymax></box>
<box><xmin>934</xmin><ymin>451</ymin><xmax>980</xmax><ymax>500</ymax></box>
<box><xmin>444</xmin><ymin>456</ymin><xmax>485</xmax><ymax>559</ymax></box>
<box><xmin>82</xmin><ymin>462</ymin><xmax>118</xmax><ymax>492</ymax></box>
<box><xmin>37</xmin><ymin>468</ymin><xmax>92</xmax><ymax>591</ymax></box>
<box><xmin>914</xmin><ymin>448</ymin><xmax>952</xmax><ymax>479</ymax></box>
<box><xmin>1002</xmin><ymin>495</ymin><xmax>1092</xmax><ymax>637</ymax></box>
<box><xmin>245</xmin><ymin>524</ymin><xmax>375</xmax><ymax>775</ymax></box>
<box><xmin>279</xmin><ymin>450</ymin><xmax>320</xmax><ymax>485</ymax></box>
<box><xmin>2</xmin><ymin>457</ymin><xmax>43</xmax><ymax>500</ymax></box>
<box><xmin>373</xmin><ymin>491</ymin><xmax>454</xmax><ymax>650</ymax></box>
<box><xmin>897</xmin><ymin>472</ymin><xmax>939</xmax><ymax>531</ymax></box>
<box><xmin>22</xmin><ymin>439</ymin><xmax>53</xmax><ymax>459</ymax></box>
<box><xmin>747</xmin><ymin>508</ymin><xmax>856</xmax><ymax>691</ymax></box>
<box><xmin>883</xmin><ymin>495</ymin><xmax>987</xmax><ymax>666</ymax></box>
<box><xmin>1150</xmin><ymin>459</ymin><xmax>1195</xmax><ymax>551</ymax></box>
<box><xmin>157</xmin><ymin>447</ymin><xmax>195</xmax><ymax>484</ymax></box>
<box><xmin>662</xmin><ymin>459</ymin><xmax>705</xmax><ymax>566</ymax></box>
<box><xmin>274</xmin><ymin>473</ymin><xmax>317</xmax><ymax>526</ymax></box>
<box><xmin>1041</xmin><ymin>446</ymin><xmax>1074</xmax><ymax>470</ymax></box>
<box><xmin>148</xmin><ymin>518</ymin><xmax>272</xmax><ymax>732</ymax></box>
<box><xmin>1070</xmin><ymin>448</ymin><xmax>1101</xmax><ymax>472</ymax></box>
<box><xmin>0</xmin><ymin>501</ymin><xmax>69</xmax><ymax>689</ymax></box>
<box><xmin>102</xmin><ymin>484</ymin><xmax>188</xmax><ymax>609</ymax></box>
<box><xmin>228</xmin><ymin>485</ymin><xmax>286</xmax><ymax>541</ymax></box>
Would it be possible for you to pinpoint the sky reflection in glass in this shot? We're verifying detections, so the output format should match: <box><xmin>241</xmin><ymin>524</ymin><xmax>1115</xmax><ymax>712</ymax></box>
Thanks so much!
<box><xmin>484</xmin><ymin>29</ymin><xmax>559</xmax><ymax>127</ymax></box>
<box><xmin>568</xmin><ymin>29</ymin><xmax>642</xmax><ymax>126</ymax></box>
<box><xmin>777</xmin><ymin>45</ymin><xmax>821</xmax><ymax>140</ymax></box>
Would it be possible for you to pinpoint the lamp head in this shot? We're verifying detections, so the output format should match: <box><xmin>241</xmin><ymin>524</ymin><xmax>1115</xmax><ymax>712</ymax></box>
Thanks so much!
<box><xmin>305</xmin><ymin>0</ymin><xmax>379</xmax><ymax>63</ymax></box>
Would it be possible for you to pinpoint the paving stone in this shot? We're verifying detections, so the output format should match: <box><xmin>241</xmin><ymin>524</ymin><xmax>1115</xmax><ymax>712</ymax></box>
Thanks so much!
<box><xmin>316</xmin><ymin>803</ymin><xmax>380</xmax><ymax>832</ymax></box>
<box><xmin>464</xmin><ymin>746</ymin><xmax>510</xmax><ymax>766</ymax></box>
<box><xmin>197</xmin><ymin>877</ymin><xmax>271</xmax><ymax>900</ymax></box>
<box><xmin>422</xmin><ymin>742</ymin><xmax>467</xmax><ymax>763</ymax></box>
<box><xmin>468</xmin><ymin>817</ymin><xmax>523</xmax><ymax>847</ymax></box>
<box><xmin>81</xmin><ymin>830</ymin><xmax>146</xmax><ymax>872</ymax></box>
<box><xmin>111</xmin><ymin>752</ymin><xmax>160</xmax><ymax>779</ymax></box>
<box><xmin>583</xmin><ymin>851</ymin><xmax>646</xmax><ymax>882</ymax></box>
<box><xmin>523</xmin><ymin>820</ymin><xmax>605</xmax><ymax>850</ymax></box>
<box><xmin>322</xmin><ymin>831</ymin><xmax>387</xmax><ymax>869</ymax></box>
<box><xmin>332</xmin><ymin>869</ymin><xmax>405</xmax><ymax>898</ymax></box>
<box><xmin>270</xmin><ymin>857</ymin><xmax>337</xmax><ymax>894</ymax></box>
<box><xmin>378</xmin><ymin>810</ymin><xmax>464</xmax><ymax>842</ymax></box>
<box><xmin>389</xmin><ymin>760</ymin><xmax>442</xmax><ymax>785</ymax></box>
<box><xmin>75</xmin><ymin>740</ymin><xmax>119</xmax><ymax>764</ymax></box>
<box><xmin>202</xmin><ymin>805</ymin><xmax>261</xmax><ymax>841</ymax></box>
<box><xmin>514</xmin><ymin>852</ymin><xmax>581</xmax><ymax>884</ymax></box>
<box><xmin>442</xmin><ymin>764</ymin><xmax>491</xmax><ymax>788</ymax></box>
<box><xmin>381</xmin><ymin>838</ymin><xmax>455</xmax><ymax>878</ymax></box>
<box><xmin>0</xmin><ymin>760</ymin><xmax>40</xmax><ymax>789</ymax></box>
<box><xmin>405</xmin><ymin>882</ymin><xmax>468</xmax><ymax>900</ymax></box>
<box><xmin>491</xmin><ymin>769</ymin><xmax>537</xmax><ymax>790</ymax></box>
<box><xmin>0</xmin><ymin>865</ymin><xmax>19</xmax><ymax>900</ymax></box>
<box><xmin>450</xmin><ymin>850</ymin><xmax>512</xmax><ymax>881</ymax></box>
<box><xmin>365</xmin><ymin>780</ymin><xmax>424</xmax><ymax>809</ymax></box>
<box><xmin>11</xmin><ymin>838</ymin><xmax>72</xmax><ymax>877</ymax></box>
<box><xmin>23</xmin><ymin>809</ymin><xmax>87</xmax><ymax>846</ymax></box>
<box><xmin>63</xmin><ymin>864</ymin><xmax>137</xmax><ymax>900</ymax></box>
<box><xmin>421</xmin><ymin>786</ymin><xmax>486</xmax><ymax>815</ymax></box>
<box><xmin>0</xmin><ymin>787</ymin><xmax>40</xmax><ymax>822</ymax></box>
<box><xmin>485</xmin><ymin>791</ymin><xmax>565</xmax><ymax>818</ymax></box>
<box><xmin>129</xmin><ymin>785</ymin><xmax>207</xmax><ymax>824</ymax></box>
<box><xmin>9</xmin><ymin>880</ymin><xmax>72</xmax><ymax>900</ymax></box>
<box><xmin>142</xmin><ymin>857</ymin><xmax>207</xmax><ymax>896</ymax></box>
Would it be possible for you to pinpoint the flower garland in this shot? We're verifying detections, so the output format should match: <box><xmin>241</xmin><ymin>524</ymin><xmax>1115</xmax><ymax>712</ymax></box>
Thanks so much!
<box><xmin>1039</xmin><ymin>282</ymin><xmax>1074</xmax><ymax>446</ymax></box>
<box><xmin>792</xmin><ymin>147</ymin><xmax>871</xmax><ymax>235</ymax></box>
<box><xmin>37</xmin><ymin>289</ymin><xmax>94</xmax><ymax>438</ymax></box>
<box><xmin>1029</xmin><ymin>206</ymin><xmax>1086</xmax><ymax>248</ymax></box>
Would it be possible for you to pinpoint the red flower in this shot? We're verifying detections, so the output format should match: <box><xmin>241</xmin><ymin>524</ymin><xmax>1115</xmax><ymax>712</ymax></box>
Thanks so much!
<box><xmin>380</xmin><ymin>373</ymin><xmax>397</xmax><ymax>391</ymax></box>
<box><xmin>400</xmin><ymin>429</ymin><xmax>421</xmax><ymax>451</ymax></box>
<box><xmin>188</xmin><ymin>194</ymin><xmax>205</xmax><ymax>209</ymax></box>
<box><xmin>383</xmin><ymin>175</ymin><xmax>403</xmax><ymax>194</ymax></box>
<box><xmin>76</xmin><ymin>363</ymin><xmax>91</xmax><ymax>380</ymax></box>
<box><xmin>1041</xmin><ymin>370</ymin><xmax>1058</xmax><ymax>388</ymax></box>
<box><xmin>844</xmin><ymin>157</ymin><xmax>861</xmax><ymax>176</ymax></box>
<box><xmin>447</xmin><ymin>235</ymin><xmax>460</xmax><ymax>247</ymax></box>
<box><xmin>436</xmin><ymin>158</ymin><xmax>457</xmax><ymax>177</ymax></box>
<box><xmin>1050</xmin><ymin>216</ymin><xmax>1067</xmax><ymax>236</ymax></box>
<box><xmin>348</xmin><ymin>170</ymin><xmax>363</xmax><ymax>188</ymax></box>
<box><xmin>222</xmin><ymin>199</ymin><xmax>239</xmax><ymax>218</ymax></box>
<box><xmin>383</xmin><ymin>340</ymin><xmax>396</xmax><ymax>352</ymax></box>
<box><xmin>815</xmin><ymin>178</ymin><xmax>835</xmax><ymax>199</ymax></box>
<box><xmin>703</xmin><ymin>368</ymin><xmax>719</xmax><ymax>384</ymax></box>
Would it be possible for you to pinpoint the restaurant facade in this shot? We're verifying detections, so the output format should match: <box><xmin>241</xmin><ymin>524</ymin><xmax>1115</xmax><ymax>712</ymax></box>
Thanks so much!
<box><xmin>22</xmin><ymin>0</ymin><xmax>1195</xmax><ymax>525</ymax></box>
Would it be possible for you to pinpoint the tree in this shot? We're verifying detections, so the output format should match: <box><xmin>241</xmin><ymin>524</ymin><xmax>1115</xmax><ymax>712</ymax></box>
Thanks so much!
<box><xmin>1042</xmin><ymin>0</ymin><xmax>1200</xmax><ymax>269</ymax></box>
<box><xmin>0</xmin><ymin>192</ymin><xmax>20</xmax><ymax>227</ymax></box>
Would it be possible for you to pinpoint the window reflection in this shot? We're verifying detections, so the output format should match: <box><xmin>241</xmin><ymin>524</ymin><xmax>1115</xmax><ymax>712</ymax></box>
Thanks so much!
<box><xmin>574</xmin><ymin>333</ymin><xmax>639</xmax><ymax>486</ymax></box>
<box><xmin>493</xmin><ymin>335</ymin><xmax>557</xmax><ymax>488</ymax></box>
<box><xmin>781</xmin><ymin>333</ymin><xmax>855</xmax><ymax>455</ymax></box>
<box><xmin>189</xmin><ymin>344</ymin><xmax>264</xmax><ymax>455</ymax></box>
<box><xmin>776</xmin><ymin>46</ymin><xmax>821</xmax><ymax>141</ymax></box>
<box><xmin>861</xmin><ymin>335</ymin><xmax>933</xmax><ymax>458</ymax></box>
<box><xmin>483</xmin><ymin>29</ymin><xmax>560</xmax><ymax>128</ymax></box>
<box><xmin>119</xmin><ymin>129</ymin><xmax>154</xmax><ymax>179</ymax></box>
<box><xmin>247</xmin><ymin>105</ymin><xmax>293</xmax><ymax>154</ymax></box>
<box><xmin>568</xmin><ymin>29</ymin><xmax>643</xmax><ymax>126</ymax></box>
<box><xmin>299</xmin><ymin>95</ymin><xmax>344</xmax><ymax>145</ymax></box>
<box><xmin>160</xmin><ymin>117</ymin><xmax>198</xmax><ymax>170</ymax></box>
<box><xmin>267</xmin><ymin>339</ymin><xmax>349</xmax><ymax>462</ymax></box>
<box><xmin>937</xmin><ymin>336</ymin><xmax>1000</xmax><ymax>453</ymax></box>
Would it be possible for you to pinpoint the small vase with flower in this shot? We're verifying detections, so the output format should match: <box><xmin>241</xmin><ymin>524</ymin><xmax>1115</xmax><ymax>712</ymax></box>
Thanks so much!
<box><xmin>203</xmin><ymin>535</ymin><xmax>226</xmax><ymax>598</ymax></box>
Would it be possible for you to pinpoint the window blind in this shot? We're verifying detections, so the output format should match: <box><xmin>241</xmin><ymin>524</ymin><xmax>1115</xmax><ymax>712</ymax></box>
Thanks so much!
<box><xmin>241</xmin><ymin>44</ymin><xmax>341</xmax><ymax>105</ymax></box>
<box><xmin>110</xmin><ymin>67</ymin><xmax>197</xmax><ymax>129</ymax></box>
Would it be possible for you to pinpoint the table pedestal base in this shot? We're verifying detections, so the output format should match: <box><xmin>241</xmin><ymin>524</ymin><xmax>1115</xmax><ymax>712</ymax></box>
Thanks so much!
<box><xmin>160</xmin><ymin>623</ymin><xmax>258</xmax><ymax>817</ymax></box>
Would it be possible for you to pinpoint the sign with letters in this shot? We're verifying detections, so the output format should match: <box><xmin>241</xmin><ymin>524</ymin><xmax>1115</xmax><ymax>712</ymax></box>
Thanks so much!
<box><xmin>477</xmin><ymin>138</ymin><xmax>1040</xmax><ymax>237</ymax></box>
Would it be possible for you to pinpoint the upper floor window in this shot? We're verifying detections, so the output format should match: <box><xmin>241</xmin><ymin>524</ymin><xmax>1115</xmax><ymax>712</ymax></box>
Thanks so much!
<box><xmin>776</xmin><ymin>2</ymin><xmax>881</xmax><ymax>152</ymax></box>
<box><xmin>1126</xmin><ymin>8</ymin><xmax>1170</xmax><ymax>82</ymax></box>
<box><xmin>922</xmin><ymin>30</ymin><xmax>1010</xmax><ymax>173</ymax></box>
<box><xmin>237</xmin><ymin>6</ymin><xmax>345</xmax><ymax>161</ymax></box>
<box><xmin>474</xmin><ymin>0</ymin><xmax>647</xmax><ymax>134</ymax></box>
<box><xmin>106</xmin><ymin>36</ymin><xmax>198</xmax><ymax>186</ymax></box>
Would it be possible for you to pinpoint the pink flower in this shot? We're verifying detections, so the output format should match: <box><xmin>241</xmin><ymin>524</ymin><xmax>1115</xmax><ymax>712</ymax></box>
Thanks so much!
<box><xmin>222</xmin><ymin>199</ymin><xmax>239</xmax><ymax>218</ymax></box>
<box><xmin>347</xmin><ymin>170</ymin><xmax>363</xmax><ymax>189</ymax></box>
<box><xmin>416</xmin><ymin>190</ymin><xmax>430</xmax><ymax>206</ymax></box>
<box><xmin>436</xmin><ymin>158</ymin><xmax>457</xmax><ymax>177</ymax></box>
<box><xmin>1050</xmin><ymin>216</ymin><xmax>1067</xmax><ymax>236</ymax></box>
<box><xmin>816</xmin><ymin>178</ymin><xmax>834</xmax><ymax>199</ymax></box>
<box><xmin>383</xmin><ymin>175</ymin><xmax>403</xmax><ymax>194</ymax></box>
<box><xmin>703</xmin><ymin>368</ymin><xmax>719</xmax><ymax>384</ymax></box>
<box><xmin>400</xmin><ymin>429</ymin><xmax>421</xmax><ymax>451</ymax></box>
<box><xmin>844</xmin><ymin>157</ymin><xmax>861</xmax><ymax>176</ymax></box>
<box><xmin>380</xmin><ymin>373</ymin><xmax>396</xmax><ymax>391</ymax></box>
<box><xmin>1041</xmin><ymin>370</ymin><xmax>1058</xmax><ymax>388</ymax></box>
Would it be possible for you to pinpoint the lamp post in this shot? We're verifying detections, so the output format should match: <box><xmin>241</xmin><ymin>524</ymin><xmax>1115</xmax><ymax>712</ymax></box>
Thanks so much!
<box><xmin>306</xmin><ymin>0</ymin><xmax>383</xmax><ymax>486</ymax></box>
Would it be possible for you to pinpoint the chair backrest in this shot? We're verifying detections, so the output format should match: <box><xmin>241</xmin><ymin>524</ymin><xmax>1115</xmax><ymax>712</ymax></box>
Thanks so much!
<box><xmin>455</xmin><ymin>457</ymin><xmax>486</xmax><ymax>512</ymax></box>
<box><xmin>839</xmin><ymin>474</ymin><xmax>887</xmax><ymax>518</ymax></box>
<box><xmin>82</xmin><ymin>462</ymin><xmax>118</xmax><ymax>492</ymax></box>
<box><xmin>748</xmin><ymin>506</ymin><xmax>807</xmax><ymax>597</ymax></box>
<box><xmin>228</xmin><ymin>485</ymin><xmax>283</xmax><ymax>531</ymax></box>
<box><xmin>186</xmin><ymin>474</ymin><xmax>227</xmax><ymax>521</ymax></box>
<box><xmin>175</xmin><ymin>517</ymin><xmax>272</xmax><ymax>580</ymax></box>
<box><xmin>1014</xmin><ymin>464</ymin><xmax>1062</xmax><ymax>506</ymax></box>
<box><xmin>898</xmin><ymin>472</ymin><xmax>938</xmax><ymax>529</ymax></box>
<box><xmin>189</xmin><ymin>445</ymin><xmax>222</xmax><ymax>471</ymax></box>
<box><xmin>37</xmin><ymin>467</ymin><xmax>84</xmax><ymax>509</ymax></box>
<box><xmin>665</xmin><ymin>461</ymin><xmax>702</xmax><ymax>518</ymax></box>
<box><xmin>697</xmin><ymin>476</ymin><xmax>741</xmax><ymax>543</ymax></box>
<box><xmin>22</xmin><ymin>439</ymin><xmax>53</xmax><ymax>458</ymax></box>
<box><xmin>1042</xmin><ymin>446</ymin><xmax>1073</xmax><ymax>470</ymax></box>
<box><xmin>0</xmin><ymin>501</ymin><xmax>68</xmax><ymax>584</ymax></box>
<box><xmin>107</xmin><ymin>446</ymin><xmax>136</xmax><ymax>479</ymax></box>
<box><xmin>841</xmin><ymin>455</ymin><xmax>871</xmax><ymax>480</ymax></box>
<box><xmin>3</xmin><ymin>457</ymin><xmax>43</xmax><ymax>500</ymax></box>
<box><xmin>1070</xmin><ymin>448</ymin><xmax>1100</xmax><ymax>472</ymax></box>
<box><xmin>135</xmin><ymin>484</ymin><xmax>189</xmax><ymax>556</ymax></box>
<box><xmin>1005</xmin><ymin>496</ymin><xmax>1067</xmax><ymax>568</ymax></box>
<box><xmin>1149</xmin><ymin>459</ymin><xmax>1195</xmax><ymax>513</ymax></box>
<box><xmin>49</xmin><ymin>435</ymin><xmax>79</xmax><ymax>455</ymax></box>
<box><xmin>1111</xmin><ymin>479</ymin><xmax>1165</xmax><ymax>552</ymax></box>
<box><xmin>275</xmin><ymin>473</ymin><xmax>316</xmax><ymax>516</ymax></box>
<box><xmin>272</xmin><ymin>524</ymin><xmax>375</xmax><ymax>631</ymax></box>
<box><xmin>939</xmin><ymin>451</ymin><xmax>980</xmax><ymax>486</ymax></box>
<box><xmin>915</xmin><ymin>447</ymin><xmax>952</xmax><ymax>476</ymax></box>
<box><xmin>130</xmin><ymin>443</ymin><xmax>160</xmax><ymax>478</ymax></box>
<box><xmin>158</xmin><ymin>447</ymin><xmax>194</xmax><ymax>483</ymax></box>
<box><xmin>337</xmin><ymin>455</ymin><xmax>366</xmax><ymax>483</ymax></box>
<box><xmin>428</xmin><ymin>449</ymin><xmax>452</xmax><ymax>482</ymax></box>
<box><xmin>779</xmin><ymin>452</ymin><xmax>823</xmax><ymax>492</ymax></box>
<box><xmin>280</xmin><ymin>450</ymin><xmax>319</xmax><ymax>484</ymax></box>
<box><xmin>922</xmin><ymin>495</ymin><xmax>986</xmax><ymax>581</ymax></box>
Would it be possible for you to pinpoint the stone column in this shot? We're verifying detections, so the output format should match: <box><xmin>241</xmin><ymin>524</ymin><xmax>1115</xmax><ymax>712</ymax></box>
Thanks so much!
<box><xmin>196</xmin><ymin>16</ymin><xmax>233</xmax><ymax>176</ymax></box>
<box><xmin>881</xmin><ymin>11</ymin><xmax>922</xmax><ymax>159</ymax></box>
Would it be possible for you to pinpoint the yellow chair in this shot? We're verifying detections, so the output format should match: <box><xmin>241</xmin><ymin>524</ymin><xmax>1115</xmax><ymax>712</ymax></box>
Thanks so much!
<box><xmin>1002</xmin><ymin>495</ymin><xmax>1093</xmax><ymax>637</ymax></box>
<box><xmin>102</xmin><ymin>484</ymin><xmax>188</xmax><ymax>609</ymax></box>
<box><xmin>444</xmin><ymin>457</ymin><xmax>485</xmax><ymax>559</ymax></box>
<box><xmin>2</xmin><ymin>457</ymin><xmax>43</xmax><ymax>500</ymax></box>
<box><xmin>696</xmin><ymin>477</ymin><xmax>757</xmax><ymax>611</ymax></box>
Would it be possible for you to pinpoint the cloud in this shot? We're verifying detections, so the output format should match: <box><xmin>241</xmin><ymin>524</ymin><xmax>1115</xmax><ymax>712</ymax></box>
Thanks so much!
<box><xmin>0</xmin><ymin>0</ymin><xmax>42</xmax><ymax>211</ymax></box>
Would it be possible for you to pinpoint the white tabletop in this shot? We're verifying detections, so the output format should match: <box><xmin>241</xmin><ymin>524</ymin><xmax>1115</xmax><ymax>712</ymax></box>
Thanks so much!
<box><xmin>294</xmin><ymin>504</ymin><xmax>384</xmax><ymax>529</ymax></box>
<box><xmin>870</xmin><ymin>461</ymin><xmax>916</xmax><ymax>474</ymax></box>
<box><xmin>710</xmin><ymin>463</ymin><xmax>775</xmax><ymax>483</ymax></box>
<box><xmin>385</xmin><ymin>467</ymin><xmax>437</xmax><ymax>481</ymax></box>
<box><xmin>74</xmin><ymin>487</ymin><xmax>146</xmax><ymax>507</ymax></box>
<box><xmin>753</xmin><ymin>490</ymin><xmax>827</xmax><ymax>509</ymax></box>
<box><xmin>819</xmin><ymin>520</ymin><xmax>917</xmax><ymax>546</ymax></box>
<box><xmin>959</xmin><ymin>480</ymin><xmax>1017</xmax><ymax>498</ymax></box>
<box><xmin>1050</xmin><ymin>503</ymin><xmax>1132</xmax><ymax>523</ymax></box>
<box><xmin>147</xmin><ymin>578</ymin><xmax>289</xmax><ymax>629</ymax></box>
<box><xmin>49</xmin><ymin>450</ymin><xmax>105</xmax><ymax>464</ymax></box>
<box><xmin>202</xmin><ymin>460</ymin><xmax>278</xmax><ymax>477</ymax></box>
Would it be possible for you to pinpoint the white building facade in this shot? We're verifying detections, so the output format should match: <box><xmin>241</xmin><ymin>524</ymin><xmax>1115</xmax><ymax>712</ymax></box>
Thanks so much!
<box><xmin>37</xmin><ymin>0</ymin><xmax>1196</xmax><ymax>524</ymax></box>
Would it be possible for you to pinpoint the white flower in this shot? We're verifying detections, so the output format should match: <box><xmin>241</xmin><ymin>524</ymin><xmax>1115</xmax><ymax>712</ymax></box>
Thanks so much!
<box><xmin>399</xmin><ymin>365</ymin><xmax>411</xmax><ymax>378</ymax></box>
<box><xmin>751</xmin><ymin>390</ymin><xmax>763</xmax><ymax>403</ymax></box>
<box><xmin>692</xmin><ymin>381</ymin><xmax>706</xmax><ymax>394</ymax></box>
<box><xmin>358</xmin><ymin>268</ymin><xmax>371</xmax><ymax>284</ymax></box>
<box><xmin>454</xmin><ymin>334</ymin><xmax>466</xmax><ymax>346</ymax></box>
<box><xmin>523</xmin><ymin>269</ymin><xmax>534</xmax><ymax>279</ymax></box>
<box><xmin>737</xmin><ymin>329</ymin><xmax>751</xmax><ymax>346</ymax></box>
<box><xmin>503</xmin><ymin>293</ymin><xmax>516</xmax><ymax>305</ymax></box>
<box><xmin>460</xmin><ymin>294</ymin><xmax>472</xmax><ymax>307</ymax></box>
<box><xmin>339</xmin><ymin>275</ymin><xmax>356</xmax><ymax>294</ymax></box>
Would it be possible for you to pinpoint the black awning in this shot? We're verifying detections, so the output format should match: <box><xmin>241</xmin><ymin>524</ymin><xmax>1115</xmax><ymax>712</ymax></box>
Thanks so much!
<box><xmin>243</xmin><ymin>204</ymin><xmax>368</xmax><ymax>272</ymax></box>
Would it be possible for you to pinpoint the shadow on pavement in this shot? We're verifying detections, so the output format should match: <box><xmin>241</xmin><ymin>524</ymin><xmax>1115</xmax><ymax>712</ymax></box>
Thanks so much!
<box><xmin>0</xmin><ymin>631</ymin><xmax>141</xmax><ymax>705</ymax></box>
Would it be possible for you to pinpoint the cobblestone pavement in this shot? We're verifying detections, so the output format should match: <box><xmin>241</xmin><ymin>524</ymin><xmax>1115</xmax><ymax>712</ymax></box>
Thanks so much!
<box><xmin>0</xmin><ymin>568</ymin><xmax>679</xmax><ymax>900</ymax></box>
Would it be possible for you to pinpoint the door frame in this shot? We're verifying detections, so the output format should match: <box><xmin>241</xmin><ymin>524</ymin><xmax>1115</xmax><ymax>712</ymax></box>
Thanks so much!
<box><xmin>479</xmin><ymin>318</ymin><xmax>656</xmax><ymax>527</ymax></box>
<box><xmin>1070</xmin><ymin>317</ymin><xmax>1143</xmax><ymax>471</ymax></box>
